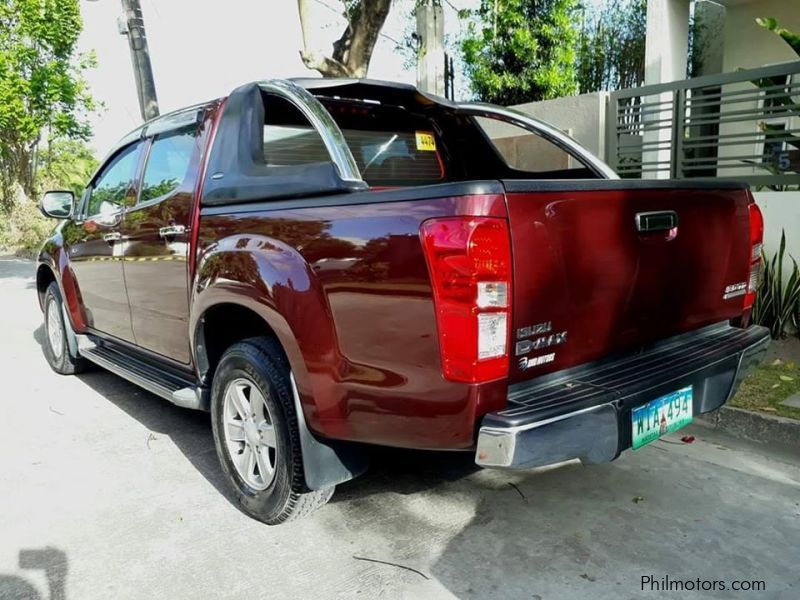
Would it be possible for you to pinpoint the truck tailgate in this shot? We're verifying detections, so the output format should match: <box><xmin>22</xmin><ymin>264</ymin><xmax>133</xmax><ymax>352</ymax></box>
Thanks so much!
<box><xmin>504</xmin><ymin>180</ymin><xmax>754</xmax><ymax>384</ymax></box>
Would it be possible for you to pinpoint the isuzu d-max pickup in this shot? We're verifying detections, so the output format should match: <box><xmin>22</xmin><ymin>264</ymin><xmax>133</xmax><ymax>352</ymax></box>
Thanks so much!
<box><xmin>36</xmin><ymin>78</ymin><xmax>770</xmax><ymax>523</ymax></box>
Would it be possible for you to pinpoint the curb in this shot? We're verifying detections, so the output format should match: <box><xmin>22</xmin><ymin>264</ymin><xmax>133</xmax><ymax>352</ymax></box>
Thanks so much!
<box><xmin>697</xmin><ymin>406</ymin><xmax>800</xmax><ymax>447</ymax></box>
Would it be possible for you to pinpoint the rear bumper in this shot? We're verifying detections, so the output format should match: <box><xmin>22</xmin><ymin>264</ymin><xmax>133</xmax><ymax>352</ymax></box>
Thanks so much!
<box><xmin>475</xmin><ymin>323</ymin><xmax>770</xmax><ymax>469</ymax></box>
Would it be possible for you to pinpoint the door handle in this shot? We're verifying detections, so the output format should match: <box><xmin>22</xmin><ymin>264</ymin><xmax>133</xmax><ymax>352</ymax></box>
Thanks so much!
<box><xmin>159</xmin><ymin>224</ymin><xmax>186</xmax><ymax>238</ymax></box>
<box><xmin>103</xmin><ymin>232</ymin><xmax>122</xmax><ymax>243</ymax></box>
<box><xmin>635</xmin><ymin>211</ymin><xmax>678</xmax><ymax>233</ymax></box>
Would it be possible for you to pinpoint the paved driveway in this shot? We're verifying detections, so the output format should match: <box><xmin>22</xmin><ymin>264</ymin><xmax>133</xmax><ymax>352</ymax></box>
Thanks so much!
<box><xmin>1</xmin><ymin>255</ymin><xmax>798</xmax><ymax>599</ymax></box>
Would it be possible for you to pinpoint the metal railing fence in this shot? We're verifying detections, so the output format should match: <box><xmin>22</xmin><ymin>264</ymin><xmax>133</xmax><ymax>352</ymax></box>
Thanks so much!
<box><xmin>607</xmin><ymin>61</ymin><xmax>800</xmax><ymax>189</ymax></box>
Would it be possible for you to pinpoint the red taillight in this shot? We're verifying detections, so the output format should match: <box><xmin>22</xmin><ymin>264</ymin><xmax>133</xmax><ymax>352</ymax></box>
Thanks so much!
<box><xmin>420</xmin><ymin>217</ymin><xmax>512</xmax><ymax>383</ymax></box>
<box><xmin>744</xmin><ymin>202</ymin><xmax>764</xmax><ymax>310</ymax></box>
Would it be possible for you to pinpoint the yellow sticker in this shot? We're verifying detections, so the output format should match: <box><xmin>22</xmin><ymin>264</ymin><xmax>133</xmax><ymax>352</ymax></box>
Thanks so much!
<box><xmin>415</xmin><ymin>131</ymin><xmax>437</xmax><ymax>152</ymax></box>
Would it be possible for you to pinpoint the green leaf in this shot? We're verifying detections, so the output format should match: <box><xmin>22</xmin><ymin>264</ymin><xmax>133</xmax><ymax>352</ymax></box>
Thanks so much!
<box><xmin>460</xmin><ymin>0</ymin><xmax>581</xmax><ymax>104</ymax></box>
<box><xmin>0</xmin><ymin>0</ymin><xmax>94</xmax><ymax>211</ymax></box>
<box><xmin>753</xmin><ymin>228</ymin><xmax>800</xmax><ymax>339</ymax></box>
<box><xmin>756</xmin><ymin>16</ymin><xmax>800</xmax><ymax>57</ymax></box>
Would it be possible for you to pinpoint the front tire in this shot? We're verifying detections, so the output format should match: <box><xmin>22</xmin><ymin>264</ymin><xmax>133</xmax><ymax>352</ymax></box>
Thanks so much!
<box><xmin>42</xmin><ymin>282</ymin><xmax>86</xmax><ymax>375</ymax></box>
<box><xmin>210</xmin><ymin>337</ymin><xmax>334</xmax><ymax>524</ymax></box>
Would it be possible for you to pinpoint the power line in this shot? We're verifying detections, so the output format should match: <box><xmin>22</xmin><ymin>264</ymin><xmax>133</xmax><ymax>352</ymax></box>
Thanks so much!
<box><xmin>441</xmin><ymin>0</ymin><xmax>461</xmax><ymax>13</ymax></box>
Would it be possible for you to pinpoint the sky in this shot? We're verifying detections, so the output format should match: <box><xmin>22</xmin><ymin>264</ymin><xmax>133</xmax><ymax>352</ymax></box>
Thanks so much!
<box><xmin>77</xmin><ymin>0</ymin><xmax>480</xmax><ymax>154</ymax></box>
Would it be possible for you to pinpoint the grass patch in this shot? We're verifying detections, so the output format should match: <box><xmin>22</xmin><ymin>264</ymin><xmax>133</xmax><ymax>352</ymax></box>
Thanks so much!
<box><xmin>732</xmin><ymin>359</ymin><xmax>800</xmax><ymax>420</ymax></box>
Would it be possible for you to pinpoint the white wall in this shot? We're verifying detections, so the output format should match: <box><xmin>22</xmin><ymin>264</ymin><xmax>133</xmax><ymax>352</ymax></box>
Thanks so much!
<box><xmin>722</xmin><ymin>0</ymin><xmax>800</xmax><ymax>73</ymax></box>
<box><xmin>645</xmin><ymin>0</ymin><xmax>691</xmax><ymax>85</ymax></box>
<box><xmin>508</xmin><ymin>92</ymin><xmax>608</xmax><ymax>159</ymax></box>
<box><xmin>753</xmin><ymin>191</ymin><xmax>800</xmax><ymax>261</ymax></box>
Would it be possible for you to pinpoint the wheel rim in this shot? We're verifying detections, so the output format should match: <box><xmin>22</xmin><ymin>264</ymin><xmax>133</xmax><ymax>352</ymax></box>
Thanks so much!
<box><xmin>222</xmin><ymin>377</ymin><xmax>277</xmax><ymax>490</ymax></box>
<box><xmin>46</xmin><ymin>299</ymin><xmax>64</xmax><ymax>358</ymax></box>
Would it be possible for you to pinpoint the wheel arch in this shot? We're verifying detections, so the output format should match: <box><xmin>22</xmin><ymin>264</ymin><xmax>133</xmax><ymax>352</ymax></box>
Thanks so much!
<box><xmin>36</xmin><ymin>263</ymin><xmax>57</xmax><ymax>309</ymax></box>
<box><xmin>192</xmin><ymin>298</ymin><xmax>367</xmax><ymax>491</ymax></box>
<box><xmin>36</xmin><ymin>237</ymin><xmax>88</xmax><ymax>332</ymax></box>
<box><xmin>193</xmin><ymin>300</ymin><xmax>291</xmax><ymax>385</ymax></box>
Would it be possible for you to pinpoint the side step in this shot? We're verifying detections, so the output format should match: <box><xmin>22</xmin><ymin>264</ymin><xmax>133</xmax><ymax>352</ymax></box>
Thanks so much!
<box><xmin>79</xmin><ymin>339</ymin><xmax>208</xmax><ymax>411</ymax></box>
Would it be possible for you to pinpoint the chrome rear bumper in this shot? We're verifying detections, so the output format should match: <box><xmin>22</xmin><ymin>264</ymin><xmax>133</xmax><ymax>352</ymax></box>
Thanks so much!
<box><xmin>476</xmin><ymin>324</ymin><xmax>770</xmax><ymax>469</ymax></box>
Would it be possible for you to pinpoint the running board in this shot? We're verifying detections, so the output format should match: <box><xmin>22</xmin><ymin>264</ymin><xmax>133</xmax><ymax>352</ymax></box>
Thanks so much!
<box><xmin>79</xmin><ymin>339</ymin><xmax>208</xmax><ymax>411</ymax></box>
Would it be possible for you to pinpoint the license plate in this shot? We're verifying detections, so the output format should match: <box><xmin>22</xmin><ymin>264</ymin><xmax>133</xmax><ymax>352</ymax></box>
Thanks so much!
<box><xmin>632</xmin><ymin>386</ymin><xmax>693</xmax><ymax>449</ymax></box>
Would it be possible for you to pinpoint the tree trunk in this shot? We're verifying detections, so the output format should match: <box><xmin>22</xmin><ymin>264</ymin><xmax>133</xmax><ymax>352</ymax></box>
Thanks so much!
<box><xmin>298</xmin><ymin>0</ymin><xmax>392</xmax><ymax>78</ymax></box>
<box><xmin>0</xmin><ymin>143</ymin><xmax>32</xmax><ymax>212</ymax></box>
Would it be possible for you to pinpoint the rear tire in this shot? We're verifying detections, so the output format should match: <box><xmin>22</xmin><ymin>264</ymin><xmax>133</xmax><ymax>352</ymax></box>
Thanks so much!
<box><xmin>210</xmin><ymin>336</ymin><xmax>334</xmax><ymax>524</ymax></box>
<box><xmin>42</xmin><ymin>282</ymin><xmax>87</xmax><ymax>375</ymax></box>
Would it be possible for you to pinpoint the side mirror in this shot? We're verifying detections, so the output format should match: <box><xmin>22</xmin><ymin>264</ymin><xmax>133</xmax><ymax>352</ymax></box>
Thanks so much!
<box><xmin>39</xmin><ymin>191</ymin><xmax>75</xmax><ymax>219</ymax></box>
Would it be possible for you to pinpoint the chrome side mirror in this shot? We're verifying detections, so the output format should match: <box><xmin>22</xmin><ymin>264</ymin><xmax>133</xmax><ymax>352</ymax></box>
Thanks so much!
<box><xmin>39</xmin><ymin>191</ymin><xmax>75</xmax><ymax>219</ymax></box>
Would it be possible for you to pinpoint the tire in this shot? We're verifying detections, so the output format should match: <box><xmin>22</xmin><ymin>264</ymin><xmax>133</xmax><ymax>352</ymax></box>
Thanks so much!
<box><xmin>210</xmin><ymin>336</ymin><xmax>334</xmax><ymax>524</ymax></box>
<box><xmin>42</xmin><ymin>282</ymin><xmax>87</xmax><ymax>375</ymax></box>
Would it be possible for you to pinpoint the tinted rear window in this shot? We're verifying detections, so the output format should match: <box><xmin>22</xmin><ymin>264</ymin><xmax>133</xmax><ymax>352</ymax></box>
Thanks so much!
<box><xmin>339</xmin><ymin>129</ymin><xmax>443</xmax><ymax>186</ymax></box>
<box><xmin>262</xmin><ymin>98</ymin><xmax>444</xmax><ymax>186</ymax></box>
<box><xmin>324</xmin><ymin>100</ymin><xmax>445</xmax><ymax>187</ymax></box>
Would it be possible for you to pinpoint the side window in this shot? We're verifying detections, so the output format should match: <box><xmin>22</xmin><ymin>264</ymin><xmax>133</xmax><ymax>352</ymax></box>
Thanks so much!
<box><xmin>261</xmin><ymin>94</ymin><xmax>331</xmax><ymax>167</ymax></box>
<box><xmin>86</xmin><ymin>143</ymin><xmax>143</xmax><ymax>217</ymax></box>
<box><xmin>474</xmin><ymin>116</ymin><xmax>593</xmax><ymax>177</ymax></box>
<box><xmin>139</xmin><ymin>129</ymin><xmax>198</xmax><ymax>204</ymax></box>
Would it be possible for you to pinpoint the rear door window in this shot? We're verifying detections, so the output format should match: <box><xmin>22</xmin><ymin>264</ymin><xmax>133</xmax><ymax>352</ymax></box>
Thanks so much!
<box><xmin>139</xmin><ymin>129</ymin><xmax>198</xmax><ymax>204</ymax></box>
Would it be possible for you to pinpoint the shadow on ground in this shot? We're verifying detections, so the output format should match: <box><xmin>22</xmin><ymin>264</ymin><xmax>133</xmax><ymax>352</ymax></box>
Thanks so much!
<box><xmin>0</xmin><ymin>254</ymin><xmax>37</xmax><ymax>288</ymax></box>
<box><xmin>28</xmin><ymin>324</ymin><xmax>800</xmax><ymax>598</ymax></box>
<box><xmin>32</xmin><ymin>322</ymin><xmax>483</xmax><ymax>520</ymax></box>
<box><xmin>0</xmin><ymin>547</ymin><xmax>68</xmax><ymax>600</ymax></box>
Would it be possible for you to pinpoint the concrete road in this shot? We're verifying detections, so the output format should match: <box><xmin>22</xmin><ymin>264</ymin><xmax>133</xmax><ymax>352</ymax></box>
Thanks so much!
<box><xmin>1</xmin><ymin>255</ymin><xmax>798</xmax><ymax>600</ymax></box>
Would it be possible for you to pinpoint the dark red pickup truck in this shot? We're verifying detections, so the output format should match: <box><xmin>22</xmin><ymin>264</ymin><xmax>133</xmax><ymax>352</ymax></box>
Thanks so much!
<box><xmin>37</xmin><ymin>78</ymin><xmax>770</xmax><ymax>524</ymax></box>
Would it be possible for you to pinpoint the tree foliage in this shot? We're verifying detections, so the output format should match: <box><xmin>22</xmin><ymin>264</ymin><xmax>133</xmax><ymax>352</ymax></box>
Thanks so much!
<box><xmin>757</xmin><ymin>17</ymin><xmax>800</xmax><ymax>58</ymax></box>
<box><xmin>577</xmin><ymin>0</ymin><xmax>645</xmax><ymax>93</ymax></box>
<box><xmin>0</xmin><ymin>0</ymin><xmax>95</xmax><ymax>211</ymax></box>
<box><xmin>36</xmin><ymin>139</ymin><xmax>98</xmax><ymax>197</ymax></box>
<box><xmin>298</xmin><ymin>0</ymin><xmax>393</xmax><ymax>77</ymax></box>
<box><xmin>461</xmin><ymin>0</ymin><xmax>580</xmax><ymax>105</ymax></box>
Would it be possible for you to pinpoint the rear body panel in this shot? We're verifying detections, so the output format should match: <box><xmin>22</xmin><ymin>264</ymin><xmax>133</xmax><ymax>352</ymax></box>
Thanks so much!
<box><xmin>195</xmin><ymin>184</ymin><xmax>510</xmax><ymax>450</ymax></box>
<box><xmin>194</xmin><ymin>179</ymin><xmax>756</xmax><ymax>450</ymax></box>
<box><xmin>504</xmin><ymin>181</ymin><xmax>753</xmax><ymax>384</ymax></box>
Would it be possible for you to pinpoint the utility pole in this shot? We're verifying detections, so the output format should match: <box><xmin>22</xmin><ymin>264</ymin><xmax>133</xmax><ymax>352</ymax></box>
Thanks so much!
<box><xmin>415</xmin><ymin>0</ymin><xmax>445</xmax><ymax>96</ymax></box>
<box><xmin>119</xmin><ymin>0</ymin><xmax>159</xmax><ymax>121</ymax></box>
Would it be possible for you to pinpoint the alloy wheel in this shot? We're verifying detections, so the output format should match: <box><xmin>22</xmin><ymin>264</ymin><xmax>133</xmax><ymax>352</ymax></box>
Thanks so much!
<box><xmin>46</xmin><ymin>299</ymin><xmax>64</xmax><ymax>358</ymax></box>
<box><xmin>222</xmin><ymin>377</ymin><xmax>277</xmax><ymax>490</ymax></box>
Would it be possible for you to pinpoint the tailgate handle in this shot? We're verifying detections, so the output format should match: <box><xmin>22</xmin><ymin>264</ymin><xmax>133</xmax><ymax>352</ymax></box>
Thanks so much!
<box><xmin>635</xmin><ymin>211</ymin><xmax>678</xmax><ymax>233</ymax></box>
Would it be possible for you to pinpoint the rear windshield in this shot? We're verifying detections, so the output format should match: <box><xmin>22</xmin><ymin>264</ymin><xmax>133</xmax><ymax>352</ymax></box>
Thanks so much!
<box><xmin>339</xmin><ymin>128</ymin><xmax>444</xmax><ymax>186</ymax></box>
<box><xmin>323</xmin><ymin>100</ymin><xmax>445</xmax><ymax>187</ymax></box>
<box><xmin>260</xmin><ymin>92</ymin><xmax>600</xmax><ymax>189</ymax></box>
<box><xmin>262</xmin><ymin>97</ymin><xmax>445</xmax><ymax>187</ymax></box>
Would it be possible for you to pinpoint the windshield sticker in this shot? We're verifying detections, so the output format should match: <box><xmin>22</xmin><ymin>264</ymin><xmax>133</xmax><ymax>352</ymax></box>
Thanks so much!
<box><xmin>415</xmin><ymin>131</ymin><xmax>436</xmax><ymax>152</ymax></box>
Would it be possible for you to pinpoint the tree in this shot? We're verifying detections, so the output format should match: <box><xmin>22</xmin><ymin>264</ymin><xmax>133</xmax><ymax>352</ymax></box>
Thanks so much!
<box><xmin>461</xmin><ymin>0</ymin><xmax>580</xmax><ymax>105</ymax></box>
<box><xmin>298</xmin><ymin>0</ymin><xmax>394</xmax><ymax>77</ymax></box>
<box><xmin>0</xmin><ymin>0</ymin><xmax>95</xmax><ymax>212</ymax></box>
<box><xmin>36</xmin><ymin>139</ymin><xmax>98</xmax><ymax>197</ymax></box>
<box><xmin>756</xmin><ymin>17</ymin><xmax>800</xmax><ymax>57</ymax></box>
<box><xmin>577</xmin><ymin>0</ymin><xmax>645</xmax><ymax>93</ymax></box>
